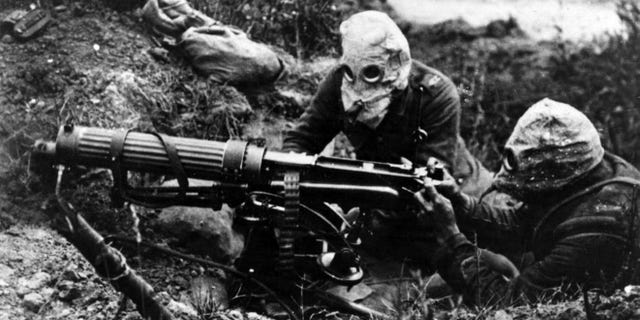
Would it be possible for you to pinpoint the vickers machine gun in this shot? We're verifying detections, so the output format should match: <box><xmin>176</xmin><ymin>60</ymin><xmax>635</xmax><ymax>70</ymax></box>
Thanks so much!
<box><xmin>33</xmin><ymin>124</ymin><xmax>444</xmax><ymax>319</ymax></box>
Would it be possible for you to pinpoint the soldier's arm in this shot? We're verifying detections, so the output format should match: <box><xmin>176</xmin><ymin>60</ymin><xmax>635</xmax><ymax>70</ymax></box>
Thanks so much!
<box><xmin>435</xmin><ymin>173</ymin><xmax>523</xmax><ymax>232</ymax></box>
<box><xmin>451</xmin><ymin>192</ymin><xmax>523</xmax><ymax>232</ymax></box>
<box><xmin>435</xmin><ymin>212</ymin><xmax>628</xmax><ymax>306</ymax></box>
<box><xmin>414</xmin><ymin>73</ymin><xmax>461</xmax><ymax>168</ymax></box>
<box><xmin>282</xmin><ymin>69</ymin><xmax>343</xmax><ymax>154</ymax></box>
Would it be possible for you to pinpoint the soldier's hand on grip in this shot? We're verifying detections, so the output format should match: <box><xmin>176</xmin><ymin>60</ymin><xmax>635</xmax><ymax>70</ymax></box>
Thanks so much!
<box><xmin>414</xmin><ymin>177</ymin><xmax>461</xmax><ymax>245</ymax></box>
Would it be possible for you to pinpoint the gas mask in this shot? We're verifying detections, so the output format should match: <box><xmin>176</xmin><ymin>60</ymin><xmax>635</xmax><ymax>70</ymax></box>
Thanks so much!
<box><xmin>339</xmin><ymin>11</ymin><xmax>412</xmax><ymax>129</ymax></box>
<box><xmin>492</xmin><ymin>98</ymin><xmax>604</xmax><ymax>200</ymax></box>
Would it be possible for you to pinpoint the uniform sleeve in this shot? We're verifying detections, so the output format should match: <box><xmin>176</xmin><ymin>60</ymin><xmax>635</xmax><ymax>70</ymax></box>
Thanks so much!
<box><xmin>435</xmin><ymin>212</ymin><xmax>628</xmax><ymax>306</ymax></box>
<box><xmin>413</xmin><ymin>74</ymin><xmax>461</xmax><ymax>169</ymax></box>
<box><xmin>281</xmin><ymin>70</ymin><xmax>343</xmax><ymax>154</ymax></box>
<box><xmin>454</xmin><ymin>193</ymin><xmax>523</xmax><ymax>233</ymax></box>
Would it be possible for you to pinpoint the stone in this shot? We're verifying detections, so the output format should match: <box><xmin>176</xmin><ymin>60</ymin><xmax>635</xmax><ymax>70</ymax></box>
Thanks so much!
<box><xmin>58</xmin><ymin>286</ymin><xmax>82</xmax><ymax>302</ymax></box>
<box><xmin>148</xmin><ymin>47</ymin><xmax>170</xmax><ymax>63</ymax></box>
<box><xmin>156</xmin><ymin>291</ymin><xmax>171</xmax><ymax>302</ymax></box>
<box><xmin>16</xmin><ymin>287</ymin><xmax>29</xmax><ymax>298</ymax></box>
<box><xmin>16</xmin><ymin>271</ymin><xmax>51</xmax><ymax>297</ymax></box>
<box><xmin>58</xmin><ymin>308</ymin><xmax>73</xmax><ymax>317</ymax></box>
<box><xmin>23</xmin><ymin>292</ymin><xmax>45</xmax><ymax>312</ymax></box>
<box><xmin>0</xmin><ymin>264</ymin><xmax>14</xmax><ymax>282</ymax></box>
<box><xmin>1</xmin><ymin>34</ymin><xmax>14</xmax><ymax>44</ymax></box>
<box><xmin>172</xmin><ymin>276</ymin><xmax>189</xmax><ymax>289</ymax></box>
<box><xmin>155</xmin><ymin>179</ymin><xmax>244</xmax><ymax>263</ymax></box>
<box><xmin>62</xmin><ymin>268</ymin><xmax>85</xmax><ymax>282</ymax></box>
<box><xmin>57</xmin><ymin>280</ymin><xmax>74</xmax><ymax>291</ymax></box>
<box><xmin>490</xmin><ymin>310</ymin><xmax>513</xmax><ymax>320</ymax></box>
<box><xmin>23</xmin><ymin>272</ymin><xmax>51</xmax><ymax>290</ymax></box>
<box><xmin>40</xmin><ymin>287</ymin><xmax>55</xmax><ymax>298</ymax></box>
<box><xmin>625</xmin><ymin>285</ymin><xmax>640</xmax><ymax>297</ymax></box>
<box><xmin>166</xmin><ymin>299</ymin><xmax>198</xmax><ymax>318</ymax></box>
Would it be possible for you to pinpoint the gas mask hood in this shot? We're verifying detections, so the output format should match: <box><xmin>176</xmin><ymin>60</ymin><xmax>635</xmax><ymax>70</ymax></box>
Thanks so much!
<box><xmin>339</xmin><ymin>11</ymin><xmax>412</xmax><ymax>129</ymax></box>
<box><xmin>492</xmin><ymin>98</ymin><xmax>604</xmax><ymax>199</ymax></box>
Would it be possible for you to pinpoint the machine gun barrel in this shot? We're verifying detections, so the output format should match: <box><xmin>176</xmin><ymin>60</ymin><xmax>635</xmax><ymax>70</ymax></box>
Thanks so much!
<box><xmin>34</xmin><ymin>125</ymin><xmax>428</xmax><ymax>209</ymax></box>
<box><xmin>35</xmin><ymin>125</ymin><xmax>256</xmax><ymax>180</ymax></box>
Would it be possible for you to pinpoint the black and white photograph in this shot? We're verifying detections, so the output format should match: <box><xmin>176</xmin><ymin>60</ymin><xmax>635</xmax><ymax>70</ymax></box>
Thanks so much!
<box><xmin>0</xmin><ymin>0</ymin><xmax>639</xmax><ymax>319</ymax></box>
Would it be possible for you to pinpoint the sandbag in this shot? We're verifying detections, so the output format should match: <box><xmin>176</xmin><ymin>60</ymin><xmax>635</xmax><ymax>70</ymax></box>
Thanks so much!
<box><xmin>180</xmin><ymin>25</ymin><xmax>285</xmax><ymax>85</ymax></box>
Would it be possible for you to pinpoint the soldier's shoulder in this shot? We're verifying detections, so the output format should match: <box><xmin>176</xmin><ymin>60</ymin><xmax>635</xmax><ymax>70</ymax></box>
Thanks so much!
<box><xmin>568</xmin><ymin>176</ymin><xmax>640</xmax><ymax>221</ymax></box>
<box><xmin>321</xmin><ymin>65</ymin><xmax>344</xmax><ymax>83</ymax></box>
<box><xmin>315</xmin><ymin>65</ymin><xmax>344</xmax><ymax>95</ymax></box>
<box><xmin>606</xmin><ymin>152</ymin><xmax>640</xmax><ymax>180</ymax></box>
<box><xmin>410</xmin><ymin>60</ymin><xmax>456</xmax><ymax>95</ymax></box>
<box><xmin>590</xmin><ymin>154</ymin><xmax>640</xmax><ymax>201</ymax></box>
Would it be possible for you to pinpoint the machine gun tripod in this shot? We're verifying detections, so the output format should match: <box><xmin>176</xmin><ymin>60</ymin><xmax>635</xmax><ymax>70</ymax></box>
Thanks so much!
<box><xmin>33</xmin><ymin>124</ymin><xmax>445</xmax><ymax>319</ymax></box>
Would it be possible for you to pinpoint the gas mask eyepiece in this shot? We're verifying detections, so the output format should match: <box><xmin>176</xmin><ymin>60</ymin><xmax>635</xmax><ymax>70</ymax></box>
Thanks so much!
<box><xmin>361</xmin><ymin>65</ymin><xmax>383</xmax><ymax>84</ymax></box>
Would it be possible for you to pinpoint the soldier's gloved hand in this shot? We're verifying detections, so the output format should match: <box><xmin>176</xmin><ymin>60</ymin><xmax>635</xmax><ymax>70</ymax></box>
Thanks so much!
<box><xmin>429</xmin><ymin>164</ymin><xmax>475</xmax><ymax>217</ymax></box>
<box><xmin>413</xmin><ymin>177</ymin><xmax>461</xmax><ymax>245</ymax></box>
<box><xmin>424</xmin><ymin>157</ymin><xmax>461</xmax><ymax>198</ymax></box>
<box><xmin>432</xmin><ymin>166</ymin><xmax>460</xmax><ymax>198</ymax></box>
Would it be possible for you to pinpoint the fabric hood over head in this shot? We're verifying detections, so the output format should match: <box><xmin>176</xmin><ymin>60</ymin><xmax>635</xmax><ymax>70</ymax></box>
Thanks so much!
<box><xmin>493</xmin><ymin>98</ymin><xmax>604</xmax><ymax>197</ymax></box>
<box><xmin>339</xmin><ymin>11</ymin><xmax>412</xmax><ymax>128</ymax></box>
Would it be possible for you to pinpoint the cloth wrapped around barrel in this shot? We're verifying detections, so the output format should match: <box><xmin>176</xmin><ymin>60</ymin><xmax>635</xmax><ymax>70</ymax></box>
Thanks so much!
<box><xmin>141</xmin><ymin>0</ymin><xmax>285</xmax><ymax>86</ymax></box>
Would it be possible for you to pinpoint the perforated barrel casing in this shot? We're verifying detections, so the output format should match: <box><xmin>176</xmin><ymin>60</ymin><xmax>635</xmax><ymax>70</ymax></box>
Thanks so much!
<box><xmin>55</xmin><ymin>126</ymin><xmax>228</xmax><ymax>180</ymax></box>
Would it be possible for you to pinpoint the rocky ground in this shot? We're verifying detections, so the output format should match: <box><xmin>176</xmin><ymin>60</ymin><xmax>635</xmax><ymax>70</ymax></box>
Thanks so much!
<box><xmin>1</xmin><ymin>0</ymin><xmax>640</xmax><ymax>319</ymax></box>
<box><xmin>0</xmin><ymin>225</ymin><xmax>125</xmax><ymax>320</ymax></box>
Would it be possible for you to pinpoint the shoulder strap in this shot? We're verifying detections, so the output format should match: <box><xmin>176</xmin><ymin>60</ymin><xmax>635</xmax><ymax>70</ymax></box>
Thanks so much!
<box><xmin>409</xmin><ymin>84</ymin><xmax>427</xmax><ymax>165</ymax></box>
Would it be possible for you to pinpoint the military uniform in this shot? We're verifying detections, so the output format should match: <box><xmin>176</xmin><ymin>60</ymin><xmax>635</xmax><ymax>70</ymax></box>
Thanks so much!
<box><xmin>283</xmin><ymin>60</ymin><xmax>492</xmax><ymax>196</ymax></box>
<box><xmin>436</xmin><ymin>152</ymin><xmax>640</xmax><ymax>305</ymax></box>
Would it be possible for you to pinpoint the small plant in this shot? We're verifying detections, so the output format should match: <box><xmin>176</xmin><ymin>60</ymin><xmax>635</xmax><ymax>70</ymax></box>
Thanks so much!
<box><xmin>190</xmin><ymin>278</ymin><xmax>225</xmax><ymax>319</ymax></box>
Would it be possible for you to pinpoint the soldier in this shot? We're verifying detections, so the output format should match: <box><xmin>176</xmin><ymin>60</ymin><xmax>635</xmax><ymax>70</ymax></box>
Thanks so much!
<box><xmin>282</xmin><ymin>10</ymin><xmax>500</xmax><ymax>307</ymax></box>
<box><xmin>282</xmin><ymin>10</ymin><xmax>492</xmax><ymax>197</ymax></box>
<box><xmin>414</xmin><ymin>98</ymin><xmax>640</xmax><ymax>305</ymax></box>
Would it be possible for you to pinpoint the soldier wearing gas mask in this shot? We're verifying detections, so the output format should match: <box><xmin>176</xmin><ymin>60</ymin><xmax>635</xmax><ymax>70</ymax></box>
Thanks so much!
<box><xmin>282</xmin><ymin>11</ymin><xmax>499</xmax><ymax>307</ymax></box>
<box><xmin>282</xmin><ymin>10</ymin><xmax>492</xmax><ymax>197</ymax></box>
<box><xmin>414</xmin><ymin>98</ymin><xmax>640</xmax><ymax>305</ymax></box>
